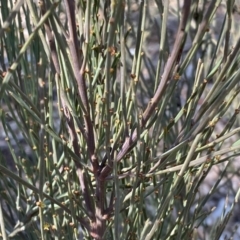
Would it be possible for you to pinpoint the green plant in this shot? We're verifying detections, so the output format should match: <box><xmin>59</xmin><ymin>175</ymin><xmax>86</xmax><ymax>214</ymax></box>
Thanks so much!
<box><xmin>1</xmin><ymin>0</ymin><xmax>240</xmax><ymax>239</ymax></box>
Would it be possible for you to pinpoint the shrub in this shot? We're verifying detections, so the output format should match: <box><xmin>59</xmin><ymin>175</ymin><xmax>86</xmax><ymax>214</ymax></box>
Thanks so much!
<box><xmin>1</xmin><ymin>0</ymin><xmax>240</xmax><ymax>239</ymax></box>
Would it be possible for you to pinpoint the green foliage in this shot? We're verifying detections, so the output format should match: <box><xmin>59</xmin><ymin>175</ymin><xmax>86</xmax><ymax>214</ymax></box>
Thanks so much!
<box><xmin>1</xmin><ymin>0</ymin><xmax>240</xmax><ymax>239</ymax></box>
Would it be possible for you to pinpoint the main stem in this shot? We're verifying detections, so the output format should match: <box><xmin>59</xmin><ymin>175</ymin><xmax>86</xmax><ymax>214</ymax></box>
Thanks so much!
<box><xmin>90</xmin><ymin>179</ymin><xmax>106</xmax><ymax>239</ymax></box>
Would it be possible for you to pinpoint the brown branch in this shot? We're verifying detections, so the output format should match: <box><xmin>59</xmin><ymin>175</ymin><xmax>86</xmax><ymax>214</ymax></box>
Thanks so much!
<box><xmin>40</xmin><ymin>0</ymin><xmax>95</xmax><ymax>221</ymax></box>
<box><xmin>64</xmin><ymin>0</ymin><xmax>98</xmax><ymax>172</ymax></box>
<box><xmin>99</xmin><ymin>0</ymin><xmax>192</xmax><ymax>179</ymax></box>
